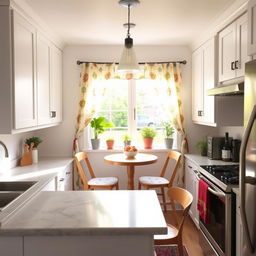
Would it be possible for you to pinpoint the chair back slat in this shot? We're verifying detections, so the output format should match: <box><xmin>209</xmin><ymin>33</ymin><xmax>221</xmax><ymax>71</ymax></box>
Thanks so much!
<box><xmin>159</xmin><ymin>150</ymin><xmax>181</xmax><ymax>185</ymax></box>
<box><xmin>74</xmin><ymin>152</ymin><xmax>96</xmax><ymax>190</ymax></box>
<box><xmin>167</xmin><ymin>187</ymin><xmax>193</xmax><ymax>237</ymax></box>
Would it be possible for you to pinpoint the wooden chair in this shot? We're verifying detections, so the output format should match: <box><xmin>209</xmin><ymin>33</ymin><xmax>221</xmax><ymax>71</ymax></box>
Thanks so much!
<box><xmin>154</xmin><ymin>187</ymin><xmax>193</xmax><ymax>256</ymax></box>
<box><xmin>74</xmin><ymin>152</ymin><xmax>119</xmax><ymax>190</ymax></box>
<box><xmin>138</xmin><ymin>150</ymin><xmax>181</xmax><ymax>211</ymax></box>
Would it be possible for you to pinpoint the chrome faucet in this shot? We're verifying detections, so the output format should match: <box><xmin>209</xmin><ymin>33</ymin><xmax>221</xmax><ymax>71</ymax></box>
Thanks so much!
<box><xmin>0</xmin><ymin>141</ymin><xmax>9</xmax><ymax>158</ymax></box>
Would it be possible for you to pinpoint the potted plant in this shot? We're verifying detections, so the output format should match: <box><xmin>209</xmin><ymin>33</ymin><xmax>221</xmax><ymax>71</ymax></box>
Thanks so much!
<box><xmin>106</xmin><ymin>137</ymin><xmax>115</xmax><ymax>150</ymax></box>
<box><xmin>90</xmin><ymin>117</ymin><xmax>114</xmax><ymax>150</ymax></box>
<box><xmin>140</xmin><ymin>127</ymin><xmax>157</xmax><ymax>149</ymax></box>
<box><xmin>162</xmin><ymin>122</ymin><xmax>175</xmax><ymax>149</ymax></box>
<box><xmin>196</xmin><ymin>140</ymin><xmax>208</xmax><ymax>156</ymax></box>
<box><xmin>25</xmin><ymin>136</ymin><xmax>42</xmax><ymax>163</ymax></box>
<box><xmin>122</xmin><ymin>134</ymin><xmax>132</xmax><ymax>148</ymax></box>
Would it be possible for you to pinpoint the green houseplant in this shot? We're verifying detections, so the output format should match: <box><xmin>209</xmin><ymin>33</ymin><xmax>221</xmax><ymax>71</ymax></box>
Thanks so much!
<box><xmin>196</xmin><ymin>140</ymin><xmax>208</xmax><ymax>156</ymax></box>
<box><xmin>122</xmin><ymin>134</ymin><xmax>132</xmax><ymax>148</ymax></box>
<box><xmin>90</xmin><ymin>117</ymin><xmax>114</xmax><ymax>149</ymax></box>
<box><xmin>162</xmin><ymin>122</ymin><xmax>175</xmax><ymax>149</ymax></box>
<box><xmin>25</xmin><ymin>136</ymin><xmax>42</xmax><ymax>164</ymax></box>
<box><xmin>140</xmin><ymin>127</ymin><xmax>157</xmax><ymax>149</ymax></box>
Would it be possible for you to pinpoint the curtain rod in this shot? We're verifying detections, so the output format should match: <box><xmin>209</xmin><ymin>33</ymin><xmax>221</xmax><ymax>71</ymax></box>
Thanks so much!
<box><xmin>76</xmin><ymin>60</ymin><xmax>187</xmax><ymax>65</ymax></box>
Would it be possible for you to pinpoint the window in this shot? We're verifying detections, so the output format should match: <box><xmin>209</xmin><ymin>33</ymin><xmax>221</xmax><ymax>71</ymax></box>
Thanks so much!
<box><xmin>84</xmin><ymin>78</ymin><xmax>177</xmax><ymax>149</ymax></box>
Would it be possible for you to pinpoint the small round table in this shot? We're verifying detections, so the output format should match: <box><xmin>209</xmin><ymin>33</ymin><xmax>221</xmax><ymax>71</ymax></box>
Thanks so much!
<box><xmin>104</xmin><ymin>153</ymin><xmax>158</xmax><ymax>190</ymax></box>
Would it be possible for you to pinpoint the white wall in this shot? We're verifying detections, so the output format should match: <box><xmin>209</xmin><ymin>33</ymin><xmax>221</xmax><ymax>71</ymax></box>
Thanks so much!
<box><xmin>36</xmin><ymin>44</ymin><xmax>219</xmax><ymax>159</ymax></box>
<box><xmin>0</xmin><ymin>132</ymin><xmax>34</xmax><ymax>169</ymax></box>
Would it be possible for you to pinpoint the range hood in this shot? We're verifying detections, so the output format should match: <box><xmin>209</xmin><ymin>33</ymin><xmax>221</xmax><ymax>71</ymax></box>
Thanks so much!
<box><xmin>207</xmin><ymin>83</ymin><xmax>244</xmax><ymax>96</ymax></box>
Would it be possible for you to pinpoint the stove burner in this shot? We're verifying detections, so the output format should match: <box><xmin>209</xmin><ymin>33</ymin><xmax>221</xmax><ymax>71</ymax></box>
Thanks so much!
<box><xmin>201</xmin><ymin>165</ymin><xmax>239</xmax><ymax>185</ymax></box>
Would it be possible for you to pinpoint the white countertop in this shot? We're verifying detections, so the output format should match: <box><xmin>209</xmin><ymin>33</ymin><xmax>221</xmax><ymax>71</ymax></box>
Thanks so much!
<box><xmin>185</xmin><ymin>154</ymin><xmax>238</xmax><ymax>166</ymax></box>
<box><xmin>0</xmin><ymin>190</ymin><xmax>167</xmax><ymax>236</ymax></box>
<box><xmin>0</xmin><ymin>157</ymin><xmax>73</xmax><ymax>225</ymax></box>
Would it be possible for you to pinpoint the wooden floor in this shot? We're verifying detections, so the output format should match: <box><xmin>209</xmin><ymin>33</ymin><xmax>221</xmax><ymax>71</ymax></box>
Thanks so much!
<box><xmin>164</xmin><ymin>211</ymin><xmax>217</xmax><ymax>256</ymax></box>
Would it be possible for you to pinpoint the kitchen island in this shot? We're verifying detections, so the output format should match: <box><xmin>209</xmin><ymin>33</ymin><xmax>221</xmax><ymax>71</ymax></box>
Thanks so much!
<box><xmin>0</xmin><ymin>190</ymin><xmax>167</xmax><ymax>256</ymax></box>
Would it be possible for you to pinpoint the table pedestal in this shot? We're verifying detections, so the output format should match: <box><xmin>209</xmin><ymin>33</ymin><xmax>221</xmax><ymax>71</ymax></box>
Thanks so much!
<box><xmin>127</xmin><ymin>166</ymin><xmax>135</xmax><ymax>190</ymax></box>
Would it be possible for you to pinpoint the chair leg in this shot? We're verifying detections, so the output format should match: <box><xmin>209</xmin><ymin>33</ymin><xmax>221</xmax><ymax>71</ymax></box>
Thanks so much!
<box><xmin>161</xmin><ymin>187</ymin><xmax>167</xmax><ymax>212</ymax></box>
<box><xmin>138</xmin><ymin>182</ymin><xmax>141</xmax><ymax>190</ymax></box>
<box><xmin>177</xmin><ymin>239</ymin><xmax>183</xmax><ymax>256</ymax></box>
<box><xmin>116</xmin><ymin>183</ymin><xmax>119</xmax><ymax>190</ymax></box>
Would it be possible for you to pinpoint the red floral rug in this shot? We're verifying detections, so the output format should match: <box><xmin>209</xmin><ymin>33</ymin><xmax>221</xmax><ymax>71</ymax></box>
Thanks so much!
<box><xmin>155</xmin><ymin>245</ymin><xmax>189</xmax><ymax>256</ymax></box>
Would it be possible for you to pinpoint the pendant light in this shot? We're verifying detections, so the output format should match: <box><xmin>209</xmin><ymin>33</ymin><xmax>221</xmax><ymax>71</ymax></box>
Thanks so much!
<box><xmin>117</xmin><ymin>0</ymin><xmax>140</xmax><ymax>73</ymax></box>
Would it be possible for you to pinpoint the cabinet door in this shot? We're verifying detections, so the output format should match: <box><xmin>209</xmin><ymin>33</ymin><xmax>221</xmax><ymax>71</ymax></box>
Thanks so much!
<box><xmin>218</xmin><ymin>22</ymin><xmax>236</xmax><ymax>82</ymax></box>
<box><xmin>202</xmin><ymin>38</ymin><xmax>216</xmax><ymax>125</ymax></box>
<box><xmin>192</xmin><ymin>49</ymin><xmax>203</xmax><ymax>123</ymax></box>
<box><xmin>50</xmin><ymin>46</ymin><xmax>62</xmax><ymax>123</ymax></box>
<box><xmin>236</xmin><ymin>213</ymin><xmax>243</xmax><ymax>256</ymax></box>
<box><xmin>192</xmin><ymin>171</ymin><xmax>199</xmax><ymax>228</ymax></box>
<box><xmin>37</xmin><ymin>33</ymin><xmax>51</xmax><ymax>125</ymax></box>
<box><xmin>248</xmin><ymin>0</ymin><xmax>256</xmax><ymax>56</ymax></box>
<box><xmin>236</xmin><ymin>13</ymin><xmax>252</xmax><ymax>78</ymax></box>
<box><xmin>0</xmin><ymin>236</ymin><xmax>23</xmax><ymax>256</ymax></box>
<box><xmin>13</xmin><ymin>11</ymin><xmax>37</xmax><ymax>129</ymax></box>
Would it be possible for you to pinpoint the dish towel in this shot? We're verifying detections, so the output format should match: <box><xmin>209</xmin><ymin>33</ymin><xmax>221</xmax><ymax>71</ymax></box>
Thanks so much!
<box><xmin>197</xmin><ymin>179</ymin><xmax>210</xmax><ymax>224</ymax></box>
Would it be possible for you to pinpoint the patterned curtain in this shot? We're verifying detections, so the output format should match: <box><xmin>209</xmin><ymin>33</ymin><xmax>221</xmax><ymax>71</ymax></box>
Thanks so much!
<box><xmin>143</xmin><ymin>63</ymin><xmax>188</xmax><ymax>186</ymax></box>
<box><xmin>73</xmin><ymin>63</ymin><xmax>116</xmax><ymax>154</ymax></box>
<box><xmin>73</xmin><ymin>62</ymin><xmax>188</xmax><ymax>187</ymax></box>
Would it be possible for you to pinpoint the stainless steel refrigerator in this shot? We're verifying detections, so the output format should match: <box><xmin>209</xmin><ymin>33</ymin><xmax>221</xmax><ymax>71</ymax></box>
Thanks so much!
<box><xmin>240</xmin><ymin>59</ymin><xmax>256</xmax><ymax>256</ymax></box>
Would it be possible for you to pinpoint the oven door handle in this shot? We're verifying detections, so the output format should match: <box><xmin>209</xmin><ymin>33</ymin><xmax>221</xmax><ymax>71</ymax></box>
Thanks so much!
<box><xmin>208</xmin><ymin>187</ymin><xmax>225</xmax><ymax>197</ymax></box>
<box><xmin>198</xmin><ymin>174</ymin><xmax>226</xmax><ymax>197</ymax></box>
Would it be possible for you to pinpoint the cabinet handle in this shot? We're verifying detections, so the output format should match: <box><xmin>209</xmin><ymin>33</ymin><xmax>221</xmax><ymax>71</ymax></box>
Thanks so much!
<box><xmin>59</xmin><ymin>178</ymin><xmax>65</xmax><ymax>182</ymax></box>
<box><xmin>198</xmin><ymin>110</ymin><xmax>204</xmax><ymax>116</ymax></box>
<box><xmin>188</xmin><ymin>165</ymin><xmax>192</xmax><ymax>169</ymax></box>
<box><xmin>235</xmin><ymin>60</ymin><xmax>239</xmax><ymax>69</ymax></box>
<box><xmin>66</xmin><ymin>172</ymin><xmax>71</xmax><ymax>175</ymax></box>
<box><xmin>231</xmin><ymin>62</ymin><xmax>235</xmax><ymax>70</ymax></box>
<box><xmin>50</xmin><ymin>111</ymin><xmax>56</xmax><ymax>118</ymax></box>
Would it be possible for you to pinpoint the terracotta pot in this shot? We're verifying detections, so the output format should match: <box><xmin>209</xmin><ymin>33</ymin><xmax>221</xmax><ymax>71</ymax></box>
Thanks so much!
<box><xmin>143</xmin><ymin>137</ymin><xmax>153</xmax><ymax>149</ymax></box>
<box><xmin>106</xmin><ymin>140</ymin><xmax>114</xmax><ymax>150</ymax></box>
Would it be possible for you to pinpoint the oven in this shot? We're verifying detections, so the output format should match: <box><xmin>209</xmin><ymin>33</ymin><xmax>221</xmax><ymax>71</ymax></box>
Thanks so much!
<box><xmin>198</xmin><ymin>174</ymin><xmax>236</xmax><ymax>256</ymax></box>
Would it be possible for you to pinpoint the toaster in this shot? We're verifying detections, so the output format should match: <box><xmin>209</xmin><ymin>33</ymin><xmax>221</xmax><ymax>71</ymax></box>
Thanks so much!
<box><xmin>207</xmin><ymin>137</ymin><xmax>225</xmax><ymax>160</ymax></box>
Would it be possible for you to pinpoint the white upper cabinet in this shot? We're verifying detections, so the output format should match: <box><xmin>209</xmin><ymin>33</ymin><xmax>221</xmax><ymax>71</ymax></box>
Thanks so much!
<box><xmin>248</xmin><ymin>0</ymin><xmax>256</xmax><ymax>55</ymax></box>
<box><xmin>13</xmin><ymin>12</ymin><xmax>37</xmax><ymax>129</ymax></box>
<box><xmin>218</xmin><ymin>13</ymin><xmax>251</xmax><ymax>83</ymax></box>
<box><xmin>192</xmin><ymin>37</ymin><xmax>216</xmax><ymax>126</ymax></box>
<box><xmin>0</xmin><ymin>3</ymin><xmax>63</xmax><ymax>134</ymax></box>
<box><xmin>50</xmin><ymin>45</ymin><xmax>62</xmax><ymax>124</ymax></box>
<box><xmin>192</xmin><ymin>49</ymin><xmax>203</xmax><ymax>123</ymax></box>
<box><xmin>37</xmin><ymin>33</ymin><xmax>51</xmax><ymax>126</ymax></box>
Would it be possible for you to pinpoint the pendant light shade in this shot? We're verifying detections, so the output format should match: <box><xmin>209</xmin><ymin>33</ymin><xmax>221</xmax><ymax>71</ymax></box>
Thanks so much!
<box><xmin>117</xmin><ymin>38</ymin><xmax>140</xmax><ymax>72</ymax></box>
<box><xmin>117</xmin><ymin>0</ymin><xmax>140</xmax><ymax>73</ymax></box>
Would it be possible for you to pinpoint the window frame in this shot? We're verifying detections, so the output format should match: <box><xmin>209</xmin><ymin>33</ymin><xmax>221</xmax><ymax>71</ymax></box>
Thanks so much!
<box><xmin>83</xmin><ymin>79</ymin><xmax>178</xmax><ymax>150</ymax></box>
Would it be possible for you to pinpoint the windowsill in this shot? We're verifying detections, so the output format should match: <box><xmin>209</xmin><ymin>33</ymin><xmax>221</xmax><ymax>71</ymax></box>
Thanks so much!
<box><xmin>83</xmin><ymin>148</ymin><xmax>179</xmax><ymax>153</ymax></box>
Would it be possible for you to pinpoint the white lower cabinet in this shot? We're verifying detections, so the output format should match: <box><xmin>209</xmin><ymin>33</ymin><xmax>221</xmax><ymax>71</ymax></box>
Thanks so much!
<box><xmin>235</xmin><ymin>192</ymin><xmax>244</xmax><ymax>256</ymax></box>
<box><xmin>185</xmin><ymin>158</ymin><xmax>199</xmax><ymax>228</ymax></box>
<box><xmin>57</xmin><ymin>163</ymin><xmax>73</xmax><ymax>191</ymax></box>
<box><xmin>0</xmin><ymin>236</ymin><xmax>23</xmax><ymax>256</ymax></box>
<box><xmin>24</xmin><ymin>236</ymin><xmax>153</xmax><ymax>256</ymax></box>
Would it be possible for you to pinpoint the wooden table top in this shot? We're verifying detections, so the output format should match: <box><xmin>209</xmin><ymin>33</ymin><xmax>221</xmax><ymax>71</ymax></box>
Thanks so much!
<box><xmin>104</xmin><ymin>153</ymin><xmax>158</xmax><ymax>166</ymax></box>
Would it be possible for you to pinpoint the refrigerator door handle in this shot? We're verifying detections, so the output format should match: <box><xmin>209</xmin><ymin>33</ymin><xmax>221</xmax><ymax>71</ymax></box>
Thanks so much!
<box><xmin>240</xmin><ymin>104</ymin><xmax>256</xmax><ymax>253</ymax></box>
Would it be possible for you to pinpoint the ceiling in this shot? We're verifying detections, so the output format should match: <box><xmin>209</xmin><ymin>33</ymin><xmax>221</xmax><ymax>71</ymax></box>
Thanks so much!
<box><xmin>25</xmin><ymin>0</ymin><xmax>235</xmax><ymax>45</ymax></box>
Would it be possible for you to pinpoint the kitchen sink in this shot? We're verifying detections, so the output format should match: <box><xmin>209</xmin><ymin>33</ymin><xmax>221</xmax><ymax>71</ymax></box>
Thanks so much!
<box><xmin>0</xmin><ymin>192</ymin><xmax>23</xmax><ymax>208</ymax></box>
<box><xmin>0</xmin><ymin>181</ymin><xmax>37</xmax><ymax>211</ymax></box>
<box><xmin>0</xmin><ymin>181</ymin><xmax>37</xmax><ymax>192</ymax></box>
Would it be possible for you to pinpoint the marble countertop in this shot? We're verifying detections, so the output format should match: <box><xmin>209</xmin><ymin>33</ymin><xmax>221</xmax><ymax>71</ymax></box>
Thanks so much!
<box><xmin>185</xmin><ymin>154</ymin><xmax>238</xmax><ymax>166</ymax></box>
<box><xmin>0</xmin><ymin>190</ymin><xmax>167</xmax><ymax>236</ymax></box>
<box><xmin>0</xmin><ymin>157</ymin><xmax>73</xmax><ymax>225</ymax></box>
